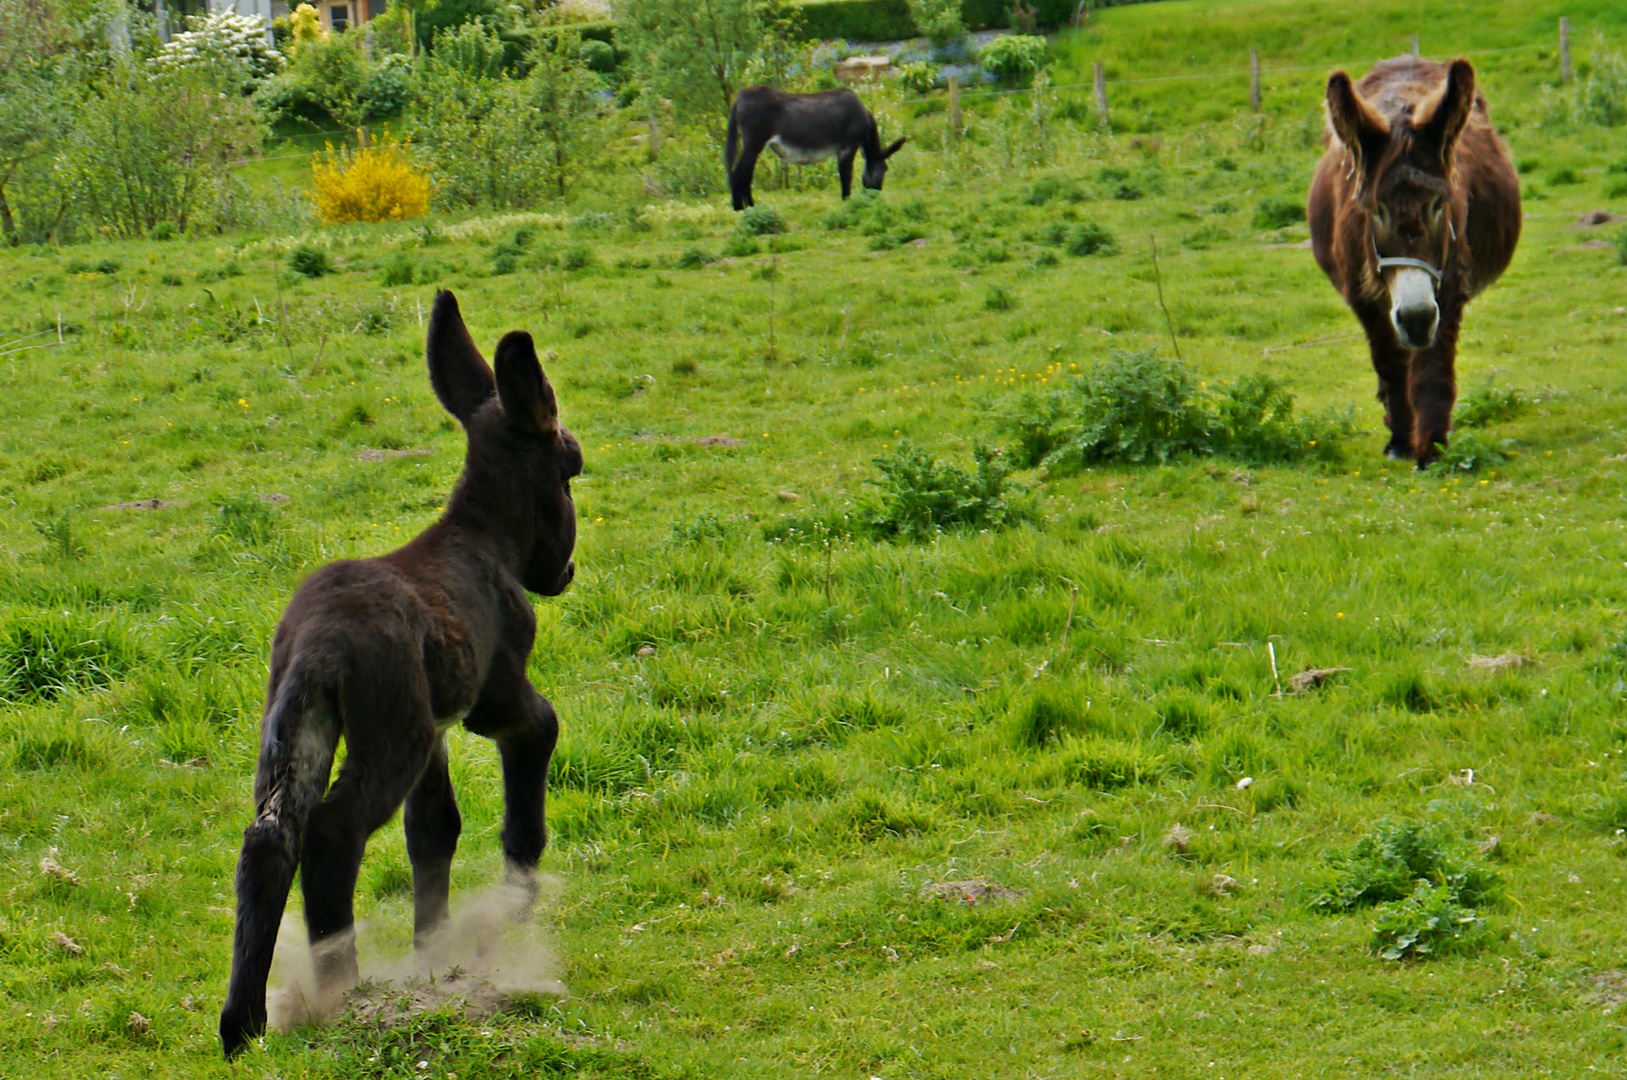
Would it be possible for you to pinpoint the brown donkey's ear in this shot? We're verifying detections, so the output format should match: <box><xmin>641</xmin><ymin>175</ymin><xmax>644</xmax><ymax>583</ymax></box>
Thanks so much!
<box><xmin>1415</xmin><ymin>58</ymin><xmax>1475</xmax><ymax>166</ymax></box>
<box><xmin>426</xmin><ymin>290</ymin><xmax>496</xmax><ymax>423</ymax></box>
<box><xmin>1325</xmin><ymin>71</ymin><xmax>1390</xmax><ymax>188</ymax></box>
<box><xmin>494</xmin><ymin>331</ymin><xmax>559</xmax><ymax>438</ymax></box>
<box><xmin>882</xmin><ymin>137</ymin><xmax>906</xmax><ymax>159</ymax></box>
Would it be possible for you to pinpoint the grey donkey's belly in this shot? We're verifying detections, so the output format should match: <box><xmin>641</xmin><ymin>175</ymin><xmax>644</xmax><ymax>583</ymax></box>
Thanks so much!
<box><xmin>766</xmin><ymin>136</ymin><xmax>836</xmax><ymax>165</ymax></box>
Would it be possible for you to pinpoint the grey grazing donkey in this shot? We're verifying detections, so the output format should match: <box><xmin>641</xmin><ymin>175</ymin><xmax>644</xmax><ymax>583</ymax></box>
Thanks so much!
<box><xmin>219</xmin><ymin>290</ymin><xmax>582</xmax><ymax>1058</ymax></box>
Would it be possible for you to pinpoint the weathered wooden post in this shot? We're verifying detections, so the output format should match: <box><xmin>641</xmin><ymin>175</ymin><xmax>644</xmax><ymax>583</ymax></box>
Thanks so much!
<box><xmin>1410</xmin><ymin>33</ymin><xmax>1420</xmax><ymax>57</ymax></box>
<box><xmin>1249</xmin><ymin>48</ymin><xmax>1261</xmax><ymax>112</ymax></box>
<box><xmin>647</xmin><ymin>111</ymin><xmax>660</xmax><ymax>163</ymax></box>
<box><xmin>1093</xmin><ymin>61</ymin><xmax>1109</xmax><ymax>130</ymax></box>
<box><xmin>1560</xmin><ymin>17</ymin><xmax>1573</xmax><ymax>84</ymax></box>
<box><xmin>948</xmin><ymin>75</ymin><xmax>963</xmax><ymax>136</ymax></box>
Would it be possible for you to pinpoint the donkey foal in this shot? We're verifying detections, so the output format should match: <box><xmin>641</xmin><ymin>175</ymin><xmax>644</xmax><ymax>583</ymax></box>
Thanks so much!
<box><xmin>219</xmin><ymin>291</ymin><xmax>582</xmax><ymax>1058</ymax></box>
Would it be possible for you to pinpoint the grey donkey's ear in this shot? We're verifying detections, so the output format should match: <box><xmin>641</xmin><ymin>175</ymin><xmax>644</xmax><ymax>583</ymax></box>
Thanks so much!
<box><xmin>426</xmin><ymin>290</ymin><xmax>497</xmax><ymax>423</ymax></box>
<box><xmin>494</xmin><ymin>331</ymin><xmax>559</xmax><ymax>438</ymax></box>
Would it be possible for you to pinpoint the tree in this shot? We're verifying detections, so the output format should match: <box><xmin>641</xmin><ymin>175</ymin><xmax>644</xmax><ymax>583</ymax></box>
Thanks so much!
<box><xmin>526</xmin><ymin>26</ymin><xmax>604</xmax><ymax>198</ymax></box>
<box><xmin>616</xmin><ymin>0</ymin><xmax>800</xmax><ymax>129</ymax></box>
<box><xmin>0</xmin><ymin>65</ymin><xmax>72</xmax><ymax>244</ymax></box>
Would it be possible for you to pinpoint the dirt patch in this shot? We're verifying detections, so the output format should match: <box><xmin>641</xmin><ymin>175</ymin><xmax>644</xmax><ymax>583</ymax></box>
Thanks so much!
<box><xmin>1587</xmin><ymin>971</ymin><xmax>1627</xmax><ymax>1009</ymax></box>
<box><xmin>101</xmin><ymin>498</ymin><xmax>185</xmax><ymax>511</ymax></box>
<box><xmin>918</xmin><ymin>879</ymin><xmax>1024</xmax><ymax>905</ymax></box>
<box><xmin>268</xmin><ymin>878</ymin><xmax>565</xmax><ymax>1033</ymax></box>
<box><xmin>1289</xmin><ymin>667</ymin><xmax>1351</xmax><ymax>694</ymax></box>
<box><xmin>1468</xmin><ymin>652</ymin><xmax>1533</xmax><ymax>672</ymax></box>
<box><xmin>692</xmin><ymin>436</ymin><xmax>743</xmax><ymax>447</ymax></box>
<box><xmin>1578</xmin><ymin>210</ymin><xmax>1620</xmax><ymax>227</ymax></box>
<box><xmin>357</xmin><ymin>448</ymin><xmax>432</xmax><ymax>462</ymax></box>
<box><xmin>259</xmin><ymin>492</ymin><xmax>291</xmax><ymax>505</ymax></box>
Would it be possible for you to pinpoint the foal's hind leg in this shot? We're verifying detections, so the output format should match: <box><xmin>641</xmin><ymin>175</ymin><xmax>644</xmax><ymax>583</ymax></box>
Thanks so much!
<box><xmin>403</xmin><ymin>736</ymin><xmax>460</xmax><ymax>950</ymax></box>
<box><xmin>731</xmin><ymin>136</ymin><xmax>768</xmax><ymax>211</ymax></box>
<box><xmin>300</xmin><ymin>703</ymin><xmax>436</xmax><ymax>994</ymax></box>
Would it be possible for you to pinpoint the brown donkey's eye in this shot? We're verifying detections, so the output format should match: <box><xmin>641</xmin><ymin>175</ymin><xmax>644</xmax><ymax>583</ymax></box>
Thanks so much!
<box><xmin>1371</xmin><ymin>204</ymin><xmax>1390</xmax><ymax>231</ymax></box>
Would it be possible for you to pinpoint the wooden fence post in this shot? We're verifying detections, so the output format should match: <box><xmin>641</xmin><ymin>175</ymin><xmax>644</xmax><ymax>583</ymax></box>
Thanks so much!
<box><xmin>1410</xmin><ymin>33</ymin><xmax>1420</xmax><ymax>57</ymax></box>
<box><xmin>1249</xmin><ymin>48</ymin><xmax>1261</xmax><ymax>112</ymax></box>
<box><xmin>1560</xmin><ymin>17</ymin><xmax>1573</xmax><ymax>84</ymax></box>
<box><xmin>647</xmin><ymin>111</ymin><xmax>660</xmax><ymax>162</ymax></box>
<box><xmin>948</xmin><ymin>75</ymin><xmax>962</xmax><ymax>137</ymax></box>
<box><xmin>1093</xmin><ymin>61</ymin><xmax>1109</xmax><ymax>130</ymax></box>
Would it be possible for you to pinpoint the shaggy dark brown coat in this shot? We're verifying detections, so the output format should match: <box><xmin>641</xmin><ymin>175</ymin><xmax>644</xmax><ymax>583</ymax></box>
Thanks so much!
<box><xmin>1308</xmin><ymin>57</ymin><xmax>1520</xmax><ymax>465</ymax></box>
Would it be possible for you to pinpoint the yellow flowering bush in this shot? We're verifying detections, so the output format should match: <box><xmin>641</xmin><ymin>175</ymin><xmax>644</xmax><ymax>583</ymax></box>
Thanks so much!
<box><xmin>289</xmin><ymin>3</ymin><xmax>325</xmax><ymax>47</ymax></box>
<box><xmin>308</xmin><ymin>134</ymin><xmax>432</xmax><ymax>224</ymax></box>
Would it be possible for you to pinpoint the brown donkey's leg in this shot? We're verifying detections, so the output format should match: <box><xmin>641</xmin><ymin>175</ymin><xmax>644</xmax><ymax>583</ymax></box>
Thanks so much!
<box><xmin>403</xmin><ymin>736</ymin><xmax>461</xmax><ymax>950</ymax></box>
<box><xmin>1408</xmin><ymin>301</ymin><xmax>1464</xmax><ymax>467</ymax></box>
<box><xmin>300</xmin><ymin>702</ymin><xmax>436</xmax><ymax>996</ymax></box>
<box><xmin>1361</xmin><ymin>311</ymin><xmax>1415</xmax><ymax>460</ymax></box>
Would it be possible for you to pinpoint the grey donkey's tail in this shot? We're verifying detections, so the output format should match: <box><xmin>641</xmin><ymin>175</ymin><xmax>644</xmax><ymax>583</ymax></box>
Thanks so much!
<box><xmin>725</xmin><ymin>106</ymin><xmax>740</xmax><ymax>174</ymax></box>
<box><xmin>219</xmin><ymin>669</ymin><xmax>338</xmax><ymax>1058</ymax></box>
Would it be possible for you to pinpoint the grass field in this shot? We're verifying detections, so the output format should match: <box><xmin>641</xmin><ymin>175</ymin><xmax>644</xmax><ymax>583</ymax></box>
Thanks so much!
<box><xmin>4</xmin><ymin>0</ymin><xmax>1627</xmax><ymax>1076</ymax></box>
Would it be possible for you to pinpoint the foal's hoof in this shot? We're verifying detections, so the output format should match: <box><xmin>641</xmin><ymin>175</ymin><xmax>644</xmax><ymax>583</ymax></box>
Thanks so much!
<box><xmin>219</xmin><ymin>1006</ymin><xmax>262</xmax><ymax>1060</ymax></box>
<box><xmin>1383</xmin><ymin>443</ymin><xmax>1411</xmax><ymax>461</ymax></box>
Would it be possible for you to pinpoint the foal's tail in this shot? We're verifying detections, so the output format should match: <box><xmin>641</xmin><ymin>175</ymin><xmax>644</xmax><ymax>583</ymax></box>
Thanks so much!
<box><xmin>219</xmin><ymin>668</ymin><xmax>338</xmax><ymax>1059</ymax></box>
<box><xmin>725</xmin><ymin>106</ymin><xmax>740</xmax><ymax>174</ymax></box>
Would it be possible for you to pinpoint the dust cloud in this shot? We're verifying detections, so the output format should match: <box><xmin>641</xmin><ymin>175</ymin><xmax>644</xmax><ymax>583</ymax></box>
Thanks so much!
<box><xmin>267</xmin><ymin>876</ymin><xmax>566</xmax><ymax>1030</ymax></box>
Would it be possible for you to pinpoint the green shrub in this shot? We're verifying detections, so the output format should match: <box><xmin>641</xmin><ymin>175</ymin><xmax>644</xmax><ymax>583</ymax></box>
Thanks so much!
<box><xmin>868</xmin><ymin>443</ymin><xmax>1021</xmax><ymax>540</ymax></box>
<box><xmin>1209</xmin><ymin>372</ymin><xmax>1353</xmax><ymax>464</ymax></box>
<box><xmin>979</xmin><ymin>34</ymin><xmax>1048</xmax><ymax>81</ymax></box>
<box><xmin>721</xmin><ymin>232</ymin><xmax>760</xmax><ymax>257</ymax></box>
<box><xmin>1372</xmin><ymin>880</ymin><xmax>1492</xmax><ymax>961</ymax></box>
<box><xmin>1575</xmin><ymin>35</ymin><xmax>1627</xmax><ymax>127</ymax></box>
<box><xmin>676</xmin><ymin>247</ymin><xmax>710</xmax><ymax>269</ymax></box>
<box><xmin>993</xmin><ymin>388</ymin><xmax>1070</xmax><ymax>467</ymax></box>
<box><xmin>984</xmin><ymin>283</ymin><xmax>1016</xmax><ymax>311</ymax></box>
<box><xmin>1454</xmin><ymin>376</ymin><xmax>1528</xmax><ymax>427</ymax></box>
<box><xmin>579</xmin><ymin>37</ymin><xmax>617</xmax><ymax>73</ymax></box>
<box><xmin>1049</xmin><ymin>349</ymin><xmax>1209</xmax><ymax>465</ymax></box>
<box><xmin>1253</xmin><ymin>194</ymin><xmax>1305</xmax><ymax>230</ymax></box>
<box><xmin>896</xmin><ymin>60</ymin><xmax>940</xmax><ymax>96</ymax></box>
<box><xmin>1064</xmin><ymin>221</ymin><xmax>1117</xmax><ymax>256</ymax></box>
<box><xmin>287</xmin><ymin>243</ymin><xmax>332</xmax><ymax>278</ymax></box>
<box><xmin>907</xmin><ymin>0</ymin><xmax>965</xmax><ymax>44</ymax></box>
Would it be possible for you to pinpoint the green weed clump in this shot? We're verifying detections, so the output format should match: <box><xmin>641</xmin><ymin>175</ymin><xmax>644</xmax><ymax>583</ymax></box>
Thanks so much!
<box><xmin>1371</xmin><ymin>880</ymin><xmax>1493</xmax><ymax>961</ymax></box>
<box><xmin>867</xmin><ymin>443</ymin><xmax>1022</xmax><ymax>541</ymax></box>
<box><xmin>1065</xmin><ymin>221</ymin><xmax>1117</xmax><ymax>256</ymax></box>
<box><xmin>1027</xmin><ymin>351</ymin><xmax>1352</xmax><ymax>469</ymax></box>
<box><xmin>287</xmin><ymin>243</ymin><xmax>333</xmax><ymax>278</ymax></box>
<box><xmin>1427</xmin><ymin>430</ymin><xmax>1513</xmax><ymax>475</ymax></box>
<box><xmin>737</xmin><ymin>205</ymin><xmax>788</xmax><ymax>237</ymax></box>
<box><xmin>1455</xmin><ymin>376</ymin><xmax>1529</xmax><ymax>427</ymax></box>
<box><xmin>0</xmin><ymin>611</ymin><xmax>137</xmax><ymax>704</ymax></box>
<box><xmin>1312</xmin><ymin>820</ymin><xmax>1498</xmax><ymax>958</ymax></box>
<box><xmin>1253</xmin><ymin>194</ymin><xmax>1306</xmax><ymax>229</ymax></box>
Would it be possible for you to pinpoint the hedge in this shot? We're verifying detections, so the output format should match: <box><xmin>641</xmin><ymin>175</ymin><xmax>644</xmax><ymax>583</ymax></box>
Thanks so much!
<box><xmin>796</xmin><ymin>0</ymin><xmax>914</xmax><ymax>42</ymax></box>
<box><xmin>795</xmin><ymin>0</ymin><xmax>1166</xmax><ymax>41</ymax></box>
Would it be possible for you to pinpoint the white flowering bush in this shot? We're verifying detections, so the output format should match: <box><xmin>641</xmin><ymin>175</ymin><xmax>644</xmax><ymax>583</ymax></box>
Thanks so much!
<box><xmin>150</xmin><ymin>11</ymin><xmax>285</xmax><ymax>93</ymax></box>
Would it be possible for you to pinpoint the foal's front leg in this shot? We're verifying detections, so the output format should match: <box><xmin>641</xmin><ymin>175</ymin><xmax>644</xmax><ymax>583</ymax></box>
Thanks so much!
<box><xmin>464</xmin><ymin>659</ymin><xmax>559</xmax><ymax>908</ymax></box>
<box><xmin>1408</xmin><ymin>300</ymin><xmax>1464</xmax><ymax>467</ymax></box>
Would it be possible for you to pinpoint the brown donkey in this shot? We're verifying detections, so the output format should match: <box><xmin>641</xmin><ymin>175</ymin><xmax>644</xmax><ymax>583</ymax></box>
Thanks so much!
<box><xmin>1308</xmin><ymin>57</ymin><xmax>1520</xmax><ymax>465</ymax></box>
<box><xmin>219</xmin><ymin>291</ymin><xmax>581</xmax><ymax>1058</ymax></box>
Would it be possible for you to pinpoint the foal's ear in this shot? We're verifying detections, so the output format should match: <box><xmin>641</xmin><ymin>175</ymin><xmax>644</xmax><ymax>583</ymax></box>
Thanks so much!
<box><xmin>882</xmin><ymin>137</ymin><xmax>907</xmax><ymax>159</ymax></box>
<box><xmin>1325</xmin><ymin>71</ymin><xmax>1390</xmax><ymax>185</ymax></box>
<box><xmin>1415</xmin><ymin>58</ymin><xmax>1475</xmax><ymax>166</ymax></box>
<box><xmin>426</xmin><ymin>290</ymin><xmax>496</xmax><ymax>423</ymax></box>
<box><xmin>493</xmin><ymin>331</ymin><xmax>559</xmax><ymax>438</ymax></box>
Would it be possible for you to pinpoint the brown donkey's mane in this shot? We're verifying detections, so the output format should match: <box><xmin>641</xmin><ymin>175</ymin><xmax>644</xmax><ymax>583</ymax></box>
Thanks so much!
<box><xmin>218</xmin><ymin>291</ymin><xmax>580</xmax><ymax>1058</ymax></box>
<box><xmin>1309</xmin><ymin>57</ymin><xmax>1519</xmax><ymax>465</ymax></box>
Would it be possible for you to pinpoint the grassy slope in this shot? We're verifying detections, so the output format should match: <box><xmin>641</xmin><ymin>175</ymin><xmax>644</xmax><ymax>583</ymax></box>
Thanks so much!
<box><xmin>3</xmin><ymin>0</ymin><xmax>1627</xmax><ymax>1077</ymax></box>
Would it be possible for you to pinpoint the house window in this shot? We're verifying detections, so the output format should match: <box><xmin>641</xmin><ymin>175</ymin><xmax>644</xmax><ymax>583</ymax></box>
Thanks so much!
<box><xmin>329</xmin><ymin>3</ymin><xmax>348</xmax><ymax>30</ymax></box>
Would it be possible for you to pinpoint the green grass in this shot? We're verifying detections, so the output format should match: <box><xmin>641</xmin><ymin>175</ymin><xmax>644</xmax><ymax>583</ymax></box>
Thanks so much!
<box><xmin>3</xmin><ymin>0</ymin><xmax>1627</xmax><ymax>1075</ymax></box>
